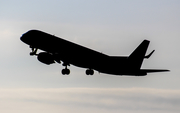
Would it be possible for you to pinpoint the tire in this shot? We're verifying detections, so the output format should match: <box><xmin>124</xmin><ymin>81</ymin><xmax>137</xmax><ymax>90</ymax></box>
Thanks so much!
<box><xmin>62</xmin><ymin>69</ymin><xmax>66</xmax><ymax>75</ymax></box>
<box><xmin>90</xmin><ymin>69</ymin><xmax>94</xmax><ymax>75</ymax></box>
<box><xmin>66</xmin><ymin>69</ymin><xmax>70</xmax><ymax>75</ymax></box>
<box><xmin>86</xmin><ymin>70</ymin><xmax>90</xmax><ymax>75</ymax></box>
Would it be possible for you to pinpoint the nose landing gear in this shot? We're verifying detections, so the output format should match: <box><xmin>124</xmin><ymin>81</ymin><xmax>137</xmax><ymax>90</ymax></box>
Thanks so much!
<box><xmin>86</xmin><ymin>69</ymin><xmax>94</xmax><ymax>75</ymax></box>
<box><xmin>30</xmin><ymin>46</ymin><xmax>38</xmax><ymax>56</ymax></box>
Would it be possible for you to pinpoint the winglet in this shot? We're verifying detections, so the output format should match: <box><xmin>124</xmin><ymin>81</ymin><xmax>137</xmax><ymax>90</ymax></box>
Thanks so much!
<box><xmin>145</xmin><ymin>50</ymin><xmax>155</xmax><ymax>59</ymax></box>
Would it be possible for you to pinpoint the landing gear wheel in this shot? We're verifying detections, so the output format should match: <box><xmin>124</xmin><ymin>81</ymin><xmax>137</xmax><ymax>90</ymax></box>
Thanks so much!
<box><xmin>90</xmin><ymin>69</ymin><xmax>94</xmax><ymax>75</ymax></box>
<box><xmin>62</xmin><ymin>69</ymin><xmax>66</xmax><ymax>75</ymax></box>
<box><xmin>66</xmin><ymin>69</ymin><xmax>70</xmax><ymax>75</ymax></box>
<box><xmin>62</xmin><ymin>68</ymin><xmax>70</xmax><ymax>75</ymax></box>
<box><xmin>86</xmin><ymin>70</ymin><xmax>89</xmax><ymax>75</ymax></box>
<box><xmin>86</xmin><ymin>69</ymin><xmax>94</xmax><ymax>75</ymax></box>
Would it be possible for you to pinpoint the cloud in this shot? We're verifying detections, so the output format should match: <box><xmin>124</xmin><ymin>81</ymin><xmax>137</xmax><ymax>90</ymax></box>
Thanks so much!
<box><xmin>0</xmin><ymin>88</ymin><xmax>179</xmax><ymax>113</ymax></box>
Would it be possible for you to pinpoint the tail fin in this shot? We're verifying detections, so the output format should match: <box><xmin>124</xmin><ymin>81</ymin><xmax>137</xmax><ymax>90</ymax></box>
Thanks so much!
<box><xmin>128</xmin><ymin>40</ymin><xmax>150</xmax><ymax>70</ymax></box>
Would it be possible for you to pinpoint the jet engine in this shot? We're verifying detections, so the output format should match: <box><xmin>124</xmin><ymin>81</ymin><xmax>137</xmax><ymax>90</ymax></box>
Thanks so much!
<box><xmin>37</xmin><ymin>52</ymin><xmax>55</xmax><ymax>65</ymax></box>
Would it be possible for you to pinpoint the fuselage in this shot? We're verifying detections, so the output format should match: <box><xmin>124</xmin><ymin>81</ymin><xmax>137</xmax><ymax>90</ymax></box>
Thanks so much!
<box><xmin>20</xmin><ymin>30</ymin><xmax>131</xmax><ymax>75</ymax></box>
<box><xmin>20</xmin><ymin>30</ymin><xmax>170</xmax><ymax>76</ymax></box>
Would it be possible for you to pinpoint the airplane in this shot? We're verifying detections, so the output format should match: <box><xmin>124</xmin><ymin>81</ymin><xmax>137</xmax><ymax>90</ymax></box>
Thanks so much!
<box><xmin>20</xmin><ymin>30</ymin><xmax>169</xmax><ymax>76</ymax></box>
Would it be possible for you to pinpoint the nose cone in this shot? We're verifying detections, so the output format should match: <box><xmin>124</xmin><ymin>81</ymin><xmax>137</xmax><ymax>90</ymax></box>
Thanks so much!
<box><xmin>20</xmin><ymin>34</ymin><xmax>25</xmax><ymax>42</ymax></box>
<box><xmin>20</xmin><ymin>30</ymin><xmax>38</xmax><ymax>44</ymax></box>
<box><xmin>20</xmin><ymin>33</ymin><xmax>30</xmax><ymax>45</ymax></box>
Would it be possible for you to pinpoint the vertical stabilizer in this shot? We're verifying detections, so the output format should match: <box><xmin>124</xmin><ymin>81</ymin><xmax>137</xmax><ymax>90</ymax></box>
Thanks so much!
<box><xmin>128</xmin><ymin>40</ymin><xmax>150</xmax><ymax>70</ymax></box>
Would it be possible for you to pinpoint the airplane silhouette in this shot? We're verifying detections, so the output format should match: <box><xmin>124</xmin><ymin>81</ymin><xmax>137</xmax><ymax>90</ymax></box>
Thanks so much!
<box><xmin>20</xmin><ymin>30</ymin><xmax>169</xmax><ymax>76</ymax></box>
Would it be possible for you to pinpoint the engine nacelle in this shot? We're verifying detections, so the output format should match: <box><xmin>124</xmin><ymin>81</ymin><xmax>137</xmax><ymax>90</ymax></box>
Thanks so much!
<box><xmin>37</xmin><ymin>52</ymin><xmax>55</xmax><ymax>65</ymax></box>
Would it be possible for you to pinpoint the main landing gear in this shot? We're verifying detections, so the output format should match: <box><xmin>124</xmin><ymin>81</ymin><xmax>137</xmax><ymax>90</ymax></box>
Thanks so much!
<box><xmin>86</xmin><ymin>69</ymin><xmax>94</xmax><ymax>75</ymax></box>
<box><xmin>62</xmin><ymin>67</ymin><xmax>70</xmax><ymax>75</ymax></box>
<box><xmin>61</xmin><ymin>63</ymin><xmax>70</xmax><ymax>75</ymax></box>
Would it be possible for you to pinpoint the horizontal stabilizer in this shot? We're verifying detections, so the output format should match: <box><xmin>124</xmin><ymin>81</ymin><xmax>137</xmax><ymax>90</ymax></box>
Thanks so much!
<box><xmin>141</xmin><ymin>69</ymin><xmax>170</xmax><ymax>73</ymax></box>
<box><xmin>144</xmin><ymin>50</ymin><xmax>155</xmax><ymax>59</ymax></box>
